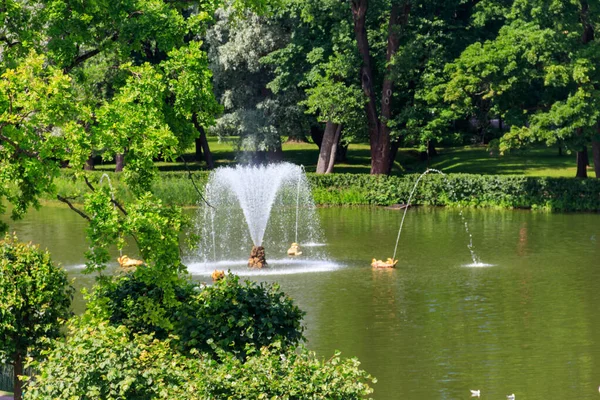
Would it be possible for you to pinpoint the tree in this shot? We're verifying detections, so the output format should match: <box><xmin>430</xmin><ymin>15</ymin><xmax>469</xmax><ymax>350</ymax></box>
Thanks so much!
<box><xmin>431</xmin><ymin>0</ymin><xmax>600</xmax><ymax>178</ymax></box>
<box><xmin>206</xmin><ymin>8</ymin><xmax>306</xmax><ymax>162</ymax></box>
<box><xmin>0</xmin><ymin>235</ymin><xmax>73</xmax><ymax>400</ymax></box>
<box><xmin>264</xmin><ymin>0</ymin><xmax>366</xmax><ymax>173</ymax></box>
<box><xmin>348</xmin><ymin>0</ymin><xmax>411</xmax><ymax>174</ymax></box>
<box><xmin>41</xmin><ymin>0</ymin><xmax>225</xmax><ymax>170</ymax></box>
<box><xmin>0</xmin><ymin>0</ymin><xmax>269</xmax><ymax>331</ymax></box>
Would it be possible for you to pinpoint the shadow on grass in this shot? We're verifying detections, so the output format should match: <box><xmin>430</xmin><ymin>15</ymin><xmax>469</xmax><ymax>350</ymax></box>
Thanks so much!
<box><xmin>427</xmin><ymin>147</ymin><xmax>579</xmax><ymax>176</ymax></box>
<box><xmin>93</xmin><ymin>142</ymin><xmax>584</xmax><ymax>178</ymax></box>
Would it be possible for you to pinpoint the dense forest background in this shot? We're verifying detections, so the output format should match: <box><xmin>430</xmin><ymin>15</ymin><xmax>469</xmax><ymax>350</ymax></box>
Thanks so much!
<box><xmin>2</xmin><ymin>0</ymin><xmax>600</xmax><ymax>178</ymax></box>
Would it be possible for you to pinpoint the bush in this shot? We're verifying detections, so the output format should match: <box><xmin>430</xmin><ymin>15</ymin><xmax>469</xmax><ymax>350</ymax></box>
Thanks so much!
<box><xmin>90</xmin><ymin>273</ymin><xmax>305</xmax><ymax>357</ymax></box>
<box><xmin>178</xmin><ymin>274</ymin><xmax>305</xmax><ymax>357</ymax></box>
<box><xmin>24</xmin><ymin>321</ymin><xmax>374</xmax><ymax>400</ymax></box>
<box><xmin>90</xmin><ymin>272</ymin><xmax>198</xmax><ymax>338</ymax></box>
<box><xmin>24</xmin><ymin>322</ymin><xmax>197</xmax><ymax>400</ymax></box>
<box><xmin>0</xmin><ymin>235</ymin><xmax>73</xmax><ymax>399</ymax></box>
<box><xmin>309</xmin><ymin>173</ymin><xmax>600</xmax><ymax>211</ymax></box>
<box><xmin>51</xmin><ymin>170</ymin><xmax>600</xmax><ymax>210</ymax></box>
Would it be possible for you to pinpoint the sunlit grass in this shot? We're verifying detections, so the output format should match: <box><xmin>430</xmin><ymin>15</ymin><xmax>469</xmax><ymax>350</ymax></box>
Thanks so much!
<box><xmin>423</xmin><ymin>146</ymin><xmax>591</xmax><ymax>177</ymax></box>
<box><xmin>93</xmin><ymin>136</ymin><xmax>593</xmax><ymax>178</ymax></box>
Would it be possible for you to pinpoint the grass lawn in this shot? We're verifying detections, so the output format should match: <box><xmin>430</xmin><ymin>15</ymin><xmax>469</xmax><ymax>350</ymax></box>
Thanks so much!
<box><xmin>422</xmin><ymin>145</ymin><xmax>593</xmax><ymax>177</ymax></box>
<box><xmin>93</xmin><ymin>136</ymin><xmax>594</xmax><ymax>178</ymax></box>
<box><xmin>0</xmin><ymin>391</ymin><xmax>12</xmax><ymax>396</ymax></box>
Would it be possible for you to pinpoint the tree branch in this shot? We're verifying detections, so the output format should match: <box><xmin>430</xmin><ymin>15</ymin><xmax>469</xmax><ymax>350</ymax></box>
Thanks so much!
<box><xmin>179</xmin><ymin>155</ymin><xmax>213</xmax><ymax>208</ymax></box>
<box><xmin>111</xmin><ymin>199</ymin><xmax>128</xmax><ymax>216</ymax></box>
<box><xmin>64</xmin><ymin>32</ymin><xmax>119</xmax><ymax>73</ymax></box>
<box><xmin>57</xmin><ymin>195</ymin><xmax>91</xmax><ymax>221</ymax></box>
<box><xmin>84</xmin><ymin>175</ymin><xmax>128</xmax><ymax>215</ymax></box>
<box><xmin>83</xmin><ymin>175</ymin><xmax>95</xmax><ymax>192</ymax></box>
<box><xmin>0</xmin><ymin>132</ymin><xmax>40</xmax><ymax>159</ymax></box>
<box><xmin>0</xmin><ymin>35</ymin><xmax>20</xmax><ymax>48</ymax></box>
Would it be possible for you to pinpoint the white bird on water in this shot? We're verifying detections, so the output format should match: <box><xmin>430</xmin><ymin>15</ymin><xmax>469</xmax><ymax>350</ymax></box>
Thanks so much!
<box><xmin>470</xmin><ymin>389</ymin><xmax>480</xmax><ymax>397</ymax></box>
<box><xmin>507</xmin><ymin>394</ymin><xmax>515</xmax><ymax>400</ymax></box>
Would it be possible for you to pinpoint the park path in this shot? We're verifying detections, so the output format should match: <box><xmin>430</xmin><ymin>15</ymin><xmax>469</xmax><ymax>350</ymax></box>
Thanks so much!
<box><xmin>0</xmin><ymin>395</ymin><xmax>13</xmax><ymax>400</ymax></box>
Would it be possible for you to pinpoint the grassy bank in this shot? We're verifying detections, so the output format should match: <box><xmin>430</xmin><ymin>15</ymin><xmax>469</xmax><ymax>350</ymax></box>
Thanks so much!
<box><xmin>89</xmin><ymin>136</ymin><xmax>595</xmax><ymax>178</ymax></box>
<box><xmin>50</xmin><ymin>171</ymin><xmax>600</xmax><ymax>211</ymax></box>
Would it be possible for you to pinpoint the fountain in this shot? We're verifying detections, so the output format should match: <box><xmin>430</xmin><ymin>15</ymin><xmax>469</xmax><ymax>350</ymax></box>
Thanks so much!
<box><xmin>191</xmin><ymin>162</ymin><xmax>329</xmax><ymax>274</ymax></box>
<box><xmin>375</xmin><ymin>168</ymin><xmax>486</xmax><ymax>268</ymax></box>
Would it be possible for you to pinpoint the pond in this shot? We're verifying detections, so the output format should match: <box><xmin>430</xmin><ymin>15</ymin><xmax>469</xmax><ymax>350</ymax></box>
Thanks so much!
<box><xmin>4</xmin><ymin>205</ymin><xmax>600</xmax><ymax>400</ymax></box>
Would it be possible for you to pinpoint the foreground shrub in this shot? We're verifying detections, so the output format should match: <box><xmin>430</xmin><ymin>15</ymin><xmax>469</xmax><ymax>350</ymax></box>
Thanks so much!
<box><xmin>178</xmin><ymin>274</ymin><xmax>305</xmax><ymax>356</ymax></box>
<box><xmin>90</xmin><ymin>272</ymin><xmax>197</xmax><ymax>339</ymax></box>
<box><xmin>0</xmin><ymin>235</ymin><xmax>73</xmax><ymax>399</ymax></box>
<box><xmin>24</xmin><ymin>322</ymin><xmax>375</xmax><ymax>400</ymax></box>
<box><xmin>90</xmin><ymin>273</ymin><xmax>305</xmax><ymax>357</ymax></box>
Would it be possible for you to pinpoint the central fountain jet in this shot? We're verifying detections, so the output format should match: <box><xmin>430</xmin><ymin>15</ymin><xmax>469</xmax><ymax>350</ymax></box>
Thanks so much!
<box><xmin>202</xmin><ymin>163</ymin><xmax>313</xmax><ymax>268</ymax></box>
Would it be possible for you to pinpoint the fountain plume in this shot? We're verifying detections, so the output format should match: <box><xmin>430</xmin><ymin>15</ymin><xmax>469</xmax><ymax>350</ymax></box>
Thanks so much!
<box><xmin>196</xmin><ymin>162</ymin><xmax>324</xmax><ymax>269</ymax></box>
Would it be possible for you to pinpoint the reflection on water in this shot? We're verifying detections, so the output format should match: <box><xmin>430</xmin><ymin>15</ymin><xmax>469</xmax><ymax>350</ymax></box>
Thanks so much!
<box><xmin>3</xmin><ymin>205</ymin><xmax>600</xmax><ymax>399</ymax></box>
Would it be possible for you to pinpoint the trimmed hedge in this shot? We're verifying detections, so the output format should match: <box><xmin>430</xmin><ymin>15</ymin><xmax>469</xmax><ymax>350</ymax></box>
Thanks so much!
<box><xmin>50</xmin><ymin>170</ymin><xmax>600</xmax><ymax>211</ymax></box>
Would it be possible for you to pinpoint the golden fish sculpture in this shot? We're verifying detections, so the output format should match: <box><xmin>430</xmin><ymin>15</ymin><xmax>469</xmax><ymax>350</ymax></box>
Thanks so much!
<box><xmin>117</xmin><ymin>255</ymin><xmax>144</xmax><ymax>272</ymax></box>
<box><xmin>211</xmin><ymin>270</ymin><xmax>226</xmax><ymax>282</ymax></box>
<box><xmin>371</xmin><ymin>257</ymin><xmax>398</xmax><ymax>269</ymax></box>
<box><xmin>287</xmin><ymin>243</ymin><xmax>302</xmax><ymax>256</ymax></box>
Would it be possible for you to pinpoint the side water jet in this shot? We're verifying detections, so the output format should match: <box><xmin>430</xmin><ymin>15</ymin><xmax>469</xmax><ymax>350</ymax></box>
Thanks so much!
<box><xmin>374</xmin><ymin>168</ymin><xmax>484</xmax><ymax>268</ymax></box>
<box><xmin>195</xmin><ymin>162</ymin><xmax>325</xmax><ymax>271</ymax></box>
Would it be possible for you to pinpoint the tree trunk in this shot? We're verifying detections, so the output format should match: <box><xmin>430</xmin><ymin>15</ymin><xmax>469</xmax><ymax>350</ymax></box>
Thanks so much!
<box><xmin>326</xmin><ymin>124</ymin><xmax>343</xmax><ymax>173</ymax></box>
<box><xmin>592</xmin><ymin>138</ymin><xmax>600</xmax><ymax>178</ymax></box>
<box><xmin>388</xmin><ymin>140</ymin><xmax>401</xmax><ymax>173</ymax></box>
<box><xmin>427</xmin><ymin>140</ymin><xmax>438</xmax><ymax>158</ymax></box>
<box><xmin>115</xmin><ymin>153</ymin><xmax>124</xmax><ymax>172</ymax></box>
<box><xmin>335</xmin><ymin>143</ymin><xmax>348</xmax><ymax>163</ymax></box>
<box><xmin>577</xmin><ymin>2</ymin><xmax>594</xmax><ymax>179</ymax></box>
<box><xmin>576</xmin><ymin>147</ymin><xmax>588</xmax><ymax>178</ymax></box>
<box><xmin>351</xmin><ymin>0</ymin><xmax>408</xmax><ymax>174</ymax></box>
<box><xmin>192</xmin><ymin>113</ymin><xmax>214</xmax><ymax>169</ymax></box>
<box><xmin>195</xmin><ymin>138</ymin><xmax>203</xmax><ymax>161</ymax></box>
<box><xmin>316</xmin><ymin>121</ymin><xmax>340</xmax><ymax>174</ymax></box>
<box><xmin>310</xmin><ymin>125</ymin><xmax>324</xmax><ymax>149</ymax></box>
<box><xmin>13</xmin><ymin>352</ymin><xmax>23</xmax><ymax>400</ymax></box>
<box><xmin>351</xmin><ymin>0</ymin><xmax>382</xmax><ymax>174</ymax></box>
<box><xmin>84</xmin><ymin>154</ymin><xmax>95</xmax><ymax>171</ymax></box>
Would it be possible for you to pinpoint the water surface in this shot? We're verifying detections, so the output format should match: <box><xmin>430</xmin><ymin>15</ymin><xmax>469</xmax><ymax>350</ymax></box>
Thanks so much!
<box><xmin>4</xmin><ymin>206</ymin><xmax>600</xmax><ymax>399</ymax></box>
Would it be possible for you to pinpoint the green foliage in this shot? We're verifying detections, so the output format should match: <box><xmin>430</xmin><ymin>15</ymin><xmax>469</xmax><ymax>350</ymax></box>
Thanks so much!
<box><xmin>178</xmin><ymin>274</ymin><xmax>305</xmax><ymax>357</ymax></box>
<box><xmin>90</xmin><ymin>273</ymin><xmax>305</xmax><ymax>358</ymax></box>
<box><xmin>46</xmin><ymin>169</ymin><xmax>600</xmax><ymax>211</ymax></box>
<box><xmin>430</xmin><ymin>0</ymin><xmax>600</xmax><ymax>162</ymax></box>
<box><xmin>206</xmin><ymin>7</ymin><xmax>306</xmax><ymax>150</ymax></box>
<box><xmin>24</xmin><ymin>321</ymin><xmax>374</xmax><ymax>400</ymax></box>
<box><xmin>0</xmin><ymin>234</ymin><xmax>73</xmax><ymax>365</ymax></box>
<box><xmin>308</xmin><ymin>172</ymin><xmax>600</xmax><ymax>211</ymax></box>
<box><xmin>264</xmin><ymin>0</ymin><xmax>365</xmax><ymax>144</ymax></box>
<box><xmin>0</xmin><ymin>52</ymin><xmax>82</xmax><ymax>229</ymax></box>
<box><xmin>24</xmin><ymin>321</ymin><xmax>197</xmax><ymax>400</ymax></box>
<box><xmin>201</xmin><ymin>343</ymin><xmax>375</xmax><ymax>399</ymax></box>
<box><xmin>89</xmin><ymin>273</ymin><xmax>198</xmax><ymax>338</ymax></box>
<box><xmin>1</xmin><ymin>0</ymin><xmax>276</xmax><ymax>281</ymax></box>
<box><xmin>82</xmin><ymin>190</ymin><xmax>187</xmax><ymax>276</ymax></box>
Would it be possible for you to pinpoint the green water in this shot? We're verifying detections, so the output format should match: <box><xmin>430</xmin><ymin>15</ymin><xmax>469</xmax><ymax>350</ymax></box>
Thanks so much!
<box><xmin>4</xmin><ymin>206</ymin><xmax>600</xmax><ymax>399</ymax></box>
